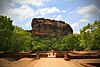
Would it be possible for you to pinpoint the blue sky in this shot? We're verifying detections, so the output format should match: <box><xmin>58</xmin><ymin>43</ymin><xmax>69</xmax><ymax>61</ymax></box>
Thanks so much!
<box><xmin>0</xmin><ymin>0</ymin><xmax>100</xmax><ymax>33</ymax></box>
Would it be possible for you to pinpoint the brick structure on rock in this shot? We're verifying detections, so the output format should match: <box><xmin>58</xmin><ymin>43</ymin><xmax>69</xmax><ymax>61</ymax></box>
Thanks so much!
<box><xmin>31</xmin><ymin>18</ymin><xmax>73</xmax><ymax>36</ymax></box>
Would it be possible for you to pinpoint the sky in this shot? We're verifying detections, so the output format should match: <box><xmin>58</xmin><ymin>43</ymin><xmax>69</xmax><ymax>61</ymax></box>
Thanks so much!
<box><xmin>0</xmin><ymin>0</ymin><xmax>100</xmax><ymax>33</ymax></box>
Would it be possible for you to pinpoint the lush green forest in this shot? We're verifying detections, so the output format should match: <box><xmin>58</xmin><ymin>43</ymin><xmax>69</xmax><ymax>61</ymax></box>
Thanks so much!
<box><xmin>0</xmin><ymin>16</ymin><xmax>100</xmax><ymax>52</ymax></box>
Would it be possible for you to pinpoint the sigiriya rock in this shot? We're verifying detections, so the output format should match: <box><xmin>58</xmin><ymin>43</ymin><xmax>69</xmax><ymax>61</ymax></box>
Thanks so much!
<box><xmin>31</xmin><ymin>18</ymin><xmax>73</xmax><ymax>37</ymax></box>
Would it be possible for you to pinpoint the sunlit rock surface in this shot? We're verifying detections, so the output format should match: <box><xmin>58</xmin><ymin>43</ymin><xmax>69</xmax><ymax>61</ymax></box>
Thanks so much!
<box><xmin>31</xmin><ymin>18</ymin><xmax>73</xmax><ymax>36</ymax></box>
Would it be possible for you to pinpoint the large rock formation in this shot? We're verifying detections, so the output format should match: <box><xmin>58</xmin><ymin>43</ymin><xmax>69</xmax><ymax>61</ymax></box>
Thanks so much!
<box><xmin>31</xmin><ymin>18</ymin><xmax>73</xmax><ymax>36</ymax></box>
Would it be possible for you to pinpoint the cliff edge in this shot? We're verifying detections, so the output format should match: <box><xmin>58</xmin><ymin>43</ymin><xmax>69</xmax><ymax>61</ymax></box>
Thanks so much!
<box><xmin>31</xmin><ymin>18</ymin><xmax>73</xmax><ymax>36</ymax></box>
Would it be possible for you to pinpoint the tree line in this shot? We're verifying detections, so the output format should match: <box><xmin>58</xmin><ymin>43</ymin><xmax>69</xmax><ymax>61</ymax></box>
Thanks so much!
<box><xmin>0</xmin><ymin>16</ymin><xmax>100</xmax><ymax>52</ymax></box>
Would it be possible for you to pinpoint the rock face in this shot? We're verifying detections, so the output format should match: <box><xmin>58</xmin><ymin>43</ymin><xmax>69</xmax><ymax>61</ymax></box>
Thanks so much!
<box><xmin>31</xmin><ymin>18</ymin><xmax>73</xmax><ymax>36</ymax></box>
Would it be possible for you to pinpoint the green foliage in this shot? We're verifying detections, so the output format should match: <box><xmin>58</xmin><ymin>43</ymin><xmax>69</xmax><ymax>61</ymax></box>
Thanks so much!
<box><xmin>0</xmin><ymin>16</ymin><xmax>14</xmax><ymax>51</ymax></box>
<box><xmin>12</xmin><ymin>26</ymin><xmax>33</xmax><ymax>52</ymax></box>
<box><xmin>11</xmin><ymin>20</ymin><xmax>100</xmax><ymax>51</ymax></box>
<box><xmin>62</xmin><ymin>34</ymin><xmax>80</xmax><ymax>51</ymax></box>
<box><xmin>80</xmin><ymin>20</ymin><xmax>100</xmax><ymax>50</ymax></box>
<box><xmin>0</xmin><ymin>15</ymin><xmax>99</xmax><ymax>51</ymax></box>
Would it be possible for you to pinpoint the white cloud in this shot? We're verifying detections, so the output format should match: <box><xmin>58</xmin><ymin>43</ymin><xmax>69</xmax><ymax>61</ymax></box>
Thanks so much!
<box><xmin>0</xmin><ymin>0</ymin><xmax>15</xmax><ymax>9</ymax></box>
<box><xmin>79</xmin><ymin>19</ymin><xmax>89</xmax><ymax>23</ymax></box>
<box><xmin>15</xmin><ymin>0</ymin><xmax>52</xmax><ymax>7</ymax></box>
<box><xmin>70</xmin><ymin>23</ymin><xmax>79</xmax><ymax>29</ymax></box>
<box><xmin>25</xmin><ymin>22</ymin><xmax>31</xmax><ymax>27</ymax></box>
<box><xmin>77</xmin><ymin>4</ymin><xmax>100</xmax><ymax>18</ymax></box>
<box><xmin>70</xmin><ymin>22</ymin><xmax>80</xmax><ymax>34</ymax></box>
<box><xmin>61</xmin><ymin>10</ymin><xmax>67</xmax><ymax>13</ymax></box>
<box><xmin>37</xmin><ymin>7</ymin><xmax>68</xmax><ymax>16</ymax></box>
<box><xmin>37</xmin><ymin>7</ymin><xmax>60</xmax><ymax>15</ymax></box>
<box><xmin>0</xmin><ymin>4</ymin><xmax>36</xmax><ymax>21</ymax></box>
<box><xmin>55</xmin><ymin>15</ymin><xmax>62</xmax><ymax>20</ymax></box>
<box><xmin>24</xmin><ymin>21</ymin><xmax>32</xmax><ymax>30</ymax></box>
<box><xmin>68</xmin><ymin>11</ymin><xmax>74</xmax><ymax>14</ymax></box>
<box><xmin>75</xmin><ymin>31</ymin><xmax>80</xmax><ymax>34</ymax></box>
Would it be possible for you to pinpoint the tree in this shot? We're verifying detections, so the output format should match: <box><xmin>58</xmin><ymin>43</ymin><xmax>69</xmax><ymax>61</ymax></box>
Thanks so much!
<box><xmin>90</xmin><ymin>20</ymin><xmax>100</xmax><ymax>50</ymax></box>
<box><xmin>0</xmin><ymin>16</ymin><xmax>14</xmax><ymax>51</ymax></box>
<box><xmin>32</xmin><ymin>42</ymin><xmax>47</xmax><ymax>51</ymax></box>
<box><xmin>80</xmin><ymin>20</ymin><xmax>100</xmax><ymax>50</ymax></box>
<box><xmin>12</xmin><ymin>26</ymin><xmax>33</xmax><ymax>52</ymax></box>
<box><xmin>63</xmin><ymin>34</ymin><xmax>80</xmax><ymax>51</ymax></box>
